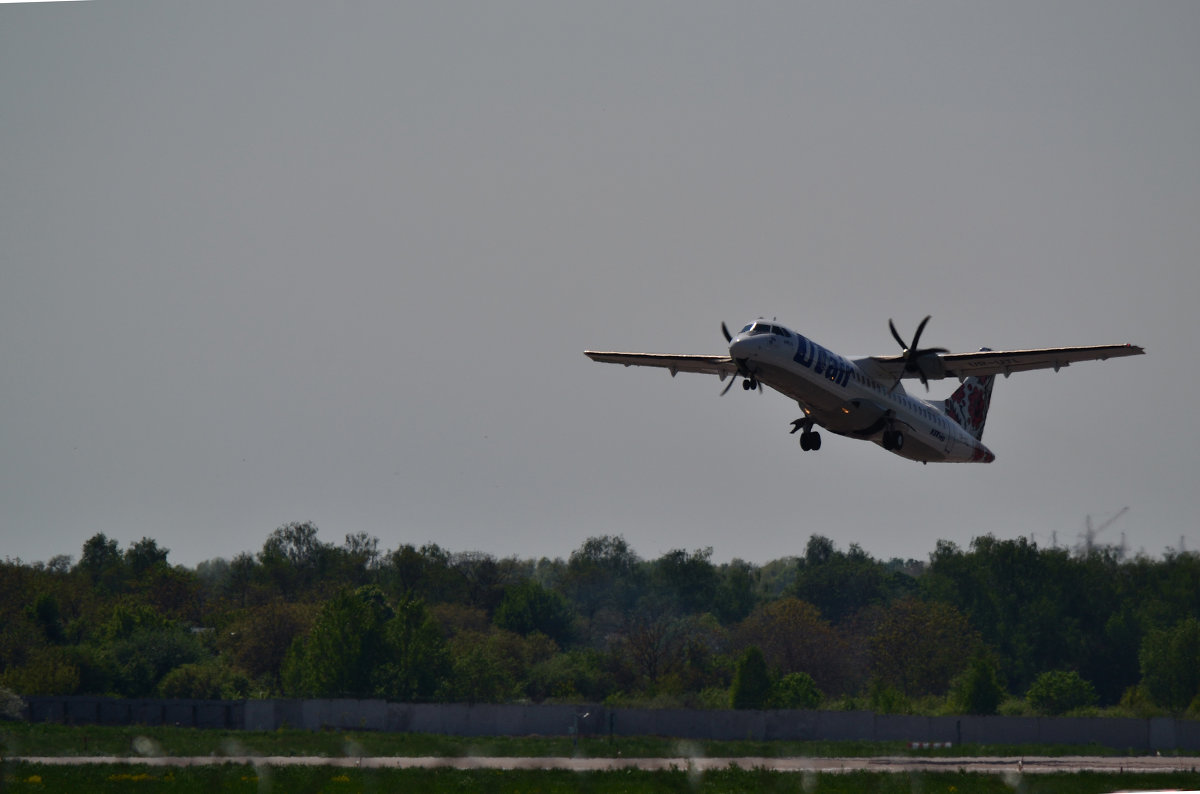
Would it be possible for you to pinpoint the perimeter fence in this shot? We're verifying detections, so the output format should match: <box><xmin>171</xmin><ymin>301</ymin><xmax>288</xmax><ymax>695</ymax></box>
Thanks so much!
<box><xmin>19</xmin><ymin>696</ymin><xmax>1200</xmax><ymax>752</ymax></box>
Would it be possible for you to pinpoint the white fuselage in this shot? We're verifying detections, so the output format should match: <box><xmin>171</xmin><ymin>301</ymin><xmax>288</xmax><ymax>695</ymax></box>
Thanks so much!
<box><xmin>729</xmin><ymin>324</ymin><xmax>995</xmax><ymax>463</ymax></box>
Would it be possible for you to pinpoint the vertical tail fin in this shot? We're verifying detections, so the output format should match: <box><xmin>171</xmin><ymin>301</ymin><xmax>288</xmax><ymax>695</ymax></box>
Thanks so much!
<box><xmin>944</xmin><ymin>369</ymin><xmax>995</xmax><ymax>441</ymax></box>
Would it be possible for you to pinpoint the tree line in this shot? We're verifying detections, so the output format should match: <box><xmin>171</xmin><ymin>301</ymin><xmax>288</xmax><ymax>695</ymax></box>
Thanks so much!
<box><xmin>2</xmin><ymin>524</ymin><xmax>1199</xmax><ymax>718</ymax></box>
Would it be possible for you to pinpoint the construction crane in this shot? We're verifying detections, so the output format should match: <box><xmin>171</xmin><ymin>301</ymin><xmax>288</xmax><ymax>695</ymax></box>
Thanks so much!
<box><xmin>1077</xmin><ymin>506</ymin><xmax>1129</xmax><ymax>557</ymax></box>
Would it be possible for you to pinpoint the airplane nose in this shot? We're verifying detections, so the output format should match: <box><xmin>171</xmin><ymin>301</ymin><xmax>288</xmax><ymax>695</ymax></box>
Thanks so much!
<box><xmin>728</xmin><ymin>337</ymin><xmax>752</xmax><ymax>358</ymax></box>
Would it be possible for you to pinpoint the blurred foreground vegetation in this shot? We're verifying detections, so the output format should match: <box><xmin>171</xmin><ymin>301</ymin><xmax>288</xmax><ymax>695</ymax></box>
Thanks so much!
<box><xmin>3</xmin><ymin>524</ymin><xmax>1200</xmax><ymax>718</ymax></box>
<box><xmin>6</xmin><ymin>763</ymin><xmax>1200</xmax><ymax>794</ymax></box>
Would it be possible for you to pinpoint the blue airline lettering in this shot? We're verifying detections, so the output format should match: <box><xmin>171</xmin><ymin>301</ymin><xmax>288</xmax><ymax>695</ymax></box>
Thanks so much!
<box><xmin>793</xmin><ymin>336</ymin><xmax>850</xmax><ymax>388</ymax></box>
<box><xmin>794</xmin><ymin>336</ymin><xmax>815</xmax><ymax>368</ymax></box>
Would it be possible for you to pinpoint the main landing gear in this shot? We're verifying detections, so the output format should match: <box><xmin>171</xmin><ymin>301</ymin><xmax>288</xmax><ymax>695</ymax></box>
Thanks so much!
<box><xmin>882</xmin><ymin>429</ymin><xmax>905</xmax><ymax>451</ymax></box>
<box><xmin>789</xmin><ymin>418</ymin><xmax>822</xmax><ymax>451</ymax></box>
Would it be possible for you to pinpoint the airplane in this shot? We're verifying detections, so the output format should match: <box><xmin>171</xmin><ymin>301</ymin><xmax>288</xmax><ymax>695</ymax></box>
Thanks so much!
<box><xmin>584</xmin><ymin>317</ymin><xmax>1144</xmax><ymax>463</ymax></box>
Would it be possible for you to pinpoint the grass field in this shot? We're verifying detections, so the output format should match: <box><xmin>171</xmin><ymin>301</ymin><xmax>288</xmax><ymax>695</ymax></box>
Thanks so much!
<box><xmin>4</xmin><ymin>762</ymin><xmax>1200</xmax><ymax>793</ymax></box>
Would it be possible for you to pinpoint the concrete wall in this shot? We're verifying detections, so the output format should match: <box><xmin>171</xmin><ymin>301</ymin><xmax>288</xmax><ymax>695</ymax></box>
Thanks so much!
<box><xmin>26</xmin><ymin>697</ymin><xmax>242</xmax><ymax>730</ymax></box>
<box><xmin>19</xmin><ymin>696</ymin><xmax>1200</xmax><ymax>751</ymax></box>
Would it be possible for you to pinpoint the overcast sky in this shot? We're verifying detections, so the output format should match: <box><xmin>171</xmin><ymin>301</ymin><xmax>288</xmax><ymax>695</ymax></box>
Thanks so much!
<box><xmin>2</xmin><ymin>2</ymin><xmax>1196</xmax><ymax>569</ymax></box>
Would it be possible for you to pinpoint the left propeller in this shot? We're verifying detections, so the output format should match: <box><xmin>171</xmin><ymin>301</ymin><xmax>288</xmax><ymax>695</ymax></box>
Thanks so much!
<box><xmin>720</xmin><ymin>321</ymin><xmax>761</xmax><ymax>395</ymax></box>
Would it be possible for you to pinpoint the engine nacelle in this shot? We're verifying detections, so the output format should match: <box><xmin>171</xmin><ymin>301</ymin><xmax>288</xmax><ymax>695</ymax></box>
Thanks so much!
<box><xmin>914</xmin><ymin>352</ymin><xmax>947</xmax><ymax>381</ymax></box>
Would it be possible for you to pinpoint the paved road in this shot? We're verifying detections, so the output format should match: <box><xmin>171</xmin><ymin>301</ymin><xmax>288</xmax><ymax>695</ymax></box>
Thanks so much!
<box><xmin>12</xmin><ymin>755</ymin><xmax>1200</xmax><ymax>774</ymax></box>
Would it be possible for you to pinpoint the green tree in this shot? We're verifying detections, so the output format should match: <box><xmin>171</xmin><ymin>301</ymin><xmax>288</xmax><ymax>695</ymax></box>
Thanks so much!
<box><xmin>1139</xmin><ymin>617</ymin><xmax>1200</xmax><ymax>711</ymax></box>
<box><xmin>158</xmin><ymin>661</ymin><xmax>245</xmax><ymax>700</ymax></box>
<box><xmin>713</xmin><ymin>559</ymin><xmax>758</xmax><ymax>624</ymax></box>
<box><xmin>450</xmin><ymin>551</ymin><xmax>506</xmax><ymax>614</ymax></box>
<box><xmin>653</xmin><ymin>547</ymin><xmax>718</xmax><ymax>615</ymax></box>
<box><xmin>735</xmin><ymin>598</ymin><xmax>852</xmax><ymax>694</ymax></box>
<box><xmin>493</xmin><ymin>580</ymin><xmax>575</xmax><ymax>644</ymax></box>
<box><xmin>866</xmin><ymin>597</ymin><xmax>979</xmax><ymax>696</ymax></box>
<box><xmin>27</xmin><ymin>592</ymin><xmax>65</xmax><ymax>644</ymax></box>
<box><xmin>377</xmin><ymin>595</ymin><xmax>450</xmax><ymax>701</ymax></box>
<box><xmin>77</xmin><ymin>533</ymin><xmax>123</xmax><ymax>592</ymax></box>
<box><xmin>283</xmin><ymin>585</ymin><xmax>393</xmax><ymax>698</ymax></box>
<box><xmin>563</xmin><ymin>535</ymin><xmax>642</xmax><ymax>619</ymax></box>
<box><xmin>258</xmin><ymin>522</ymin><xmax>332</xmax><ymax>598</ymax></box>
<box><xmin>768</xmin><ymin>672</ymin><xmax>823</xmax><ymax>710</ymax></box>
<box><xmin>125</xmin><ymin>537</ymin><xmax>169</xmax><ymax>578</ymax></box>
<box><xmin>219</xmin><ymin>599</ymin><xmax>315</xmax><ymax>690</ymax></box>
<box><xmin>730</xmin><ymin>646</ymin><xmax>771</xmax><ymax>709</ymax></box>
<box><xmin>445</xmin><ymin>629</ymin><xmax>556</xmax><ymax>704</ymax></box>
<box><xmin>99</xmin><ymin>600</ymin><xmax>170</xmax><ymax>642</ymax></box>
<box><xmin>0</xmin><ymin>646</ymin><xmax>81</xmax><ymax>695</ymax></box>
<box><xmin>1026</xmin><ymin>670</ymin><xmax>1098</xmax><ymax>715</ymax></box>
<box><xmin>527</xmin><ymin>648</ymin><xmax>614</xmax><ymax>703</ymax></box>
<box><xmin>338</xmin><ymin>532</ymin><xmax>381</xmax><ymax>584</ymax></box>
<box><xmin>868</xmin><ymin>678</ymin><xmax>912</xmax><ymax>714</ymax></box>
<box><xmin>106</xmin><ymin>625</ymin><xmax>209</xmax><ymax>697</ymax></box>
<box><xmin>224</xmin><ymin>553</ymin><xmax>259</xmax><ymax>607</ymax></box>
<box><xmin>950</xmin><ymin>654</ymin><xmax>1006</xmax><ymax>715</ymax></box>
<box><xmin>922</xmin><ymin>536</ymin><xmax>1120</xmax><ymax>700</ymax></box>
<box><xmin>792</xmin><ymin>536</ymin><xmax>915</xmax><ymax>624</ymax></box>
<box><xmin>609</xmin><ymin>608</ymin><xmax>690</xmax><ymax>693</ymax></box>
<box><xmin>382</xmin><ymin>543</ymin><xmax>465</xmax><ymax>604</ymax></box>
<box><xmin>283</xmin><ymin>586</ymin><xmax>448</xmax><ymax>701</ymax></box>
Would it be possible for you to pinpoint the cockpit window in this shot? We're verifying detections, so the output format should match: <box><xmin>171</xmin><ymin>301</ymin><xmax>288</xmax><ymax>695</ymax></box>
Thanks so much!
<box><xmin>740</xmin><ymin>322</ymin><xmax>792</xmax><ymax>337</ymax></box>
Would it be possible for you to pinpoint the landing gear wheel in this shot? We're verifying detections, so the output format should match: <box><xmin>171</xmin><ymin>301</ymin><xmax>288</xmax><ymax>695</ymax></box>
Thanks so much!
<box><xmin>800</xmin><ymin>431</ymin><xmax>821</xmax><ymax>451</ymax></box>
<box><xmin>882</xmin><ymin>430</ymin><xmax>905</xmax><ymax>451</ymax></box>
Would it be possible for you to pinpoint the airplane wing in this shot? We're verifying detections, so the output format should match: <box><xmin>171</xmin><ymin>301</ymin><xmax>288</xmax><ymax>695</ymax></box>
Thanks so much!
<box><xmin>868</xmin><ymin>343</ymin><xmax>1144</xmax><ymax>380</ymax></box>
<box><xmin>584</xmin><ymin>351</ymin><xmax>739</xmax><ymax>379</ymax></box>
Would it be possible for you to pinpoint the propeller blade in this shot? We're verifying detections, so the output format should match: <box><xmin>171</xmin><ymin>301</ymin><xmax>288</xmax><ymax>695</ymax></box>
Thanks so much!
<box><xmin>889</xmin><ymin>316</ymin><xmax>946</xmax><ymax>389</ymax></box>
<box><xmin>720</xmin><ymin>376</ymin><xmax>737</xmax><ymax>396</ymax></box>
<box><xmin>911</xmin><ymin>315</ymin><xmax>932</xmax><ymax>351</ymax></box>
<box><xmin>721</xmin><ymin>321</ymin><xmax>733</xmax><ymax>343</ymax></box>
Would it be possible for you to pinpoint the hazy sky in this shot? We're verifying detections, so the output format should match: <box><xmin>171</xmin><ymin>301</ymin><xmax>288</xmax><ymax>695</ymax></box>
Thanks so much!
<box><xmin>2</xmin><ymin>2</ymin><xmax>1197</xmax><ymax>569</ymax></box>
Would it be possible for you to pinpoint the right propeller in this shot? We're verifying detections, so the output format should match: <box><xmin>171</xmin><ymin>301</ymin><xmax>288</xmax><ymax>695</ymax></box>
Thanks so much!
<box><xmin>888</xmin><ymin>315</ymin><xmax>948</xmax><ymax>391</ymax></box>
